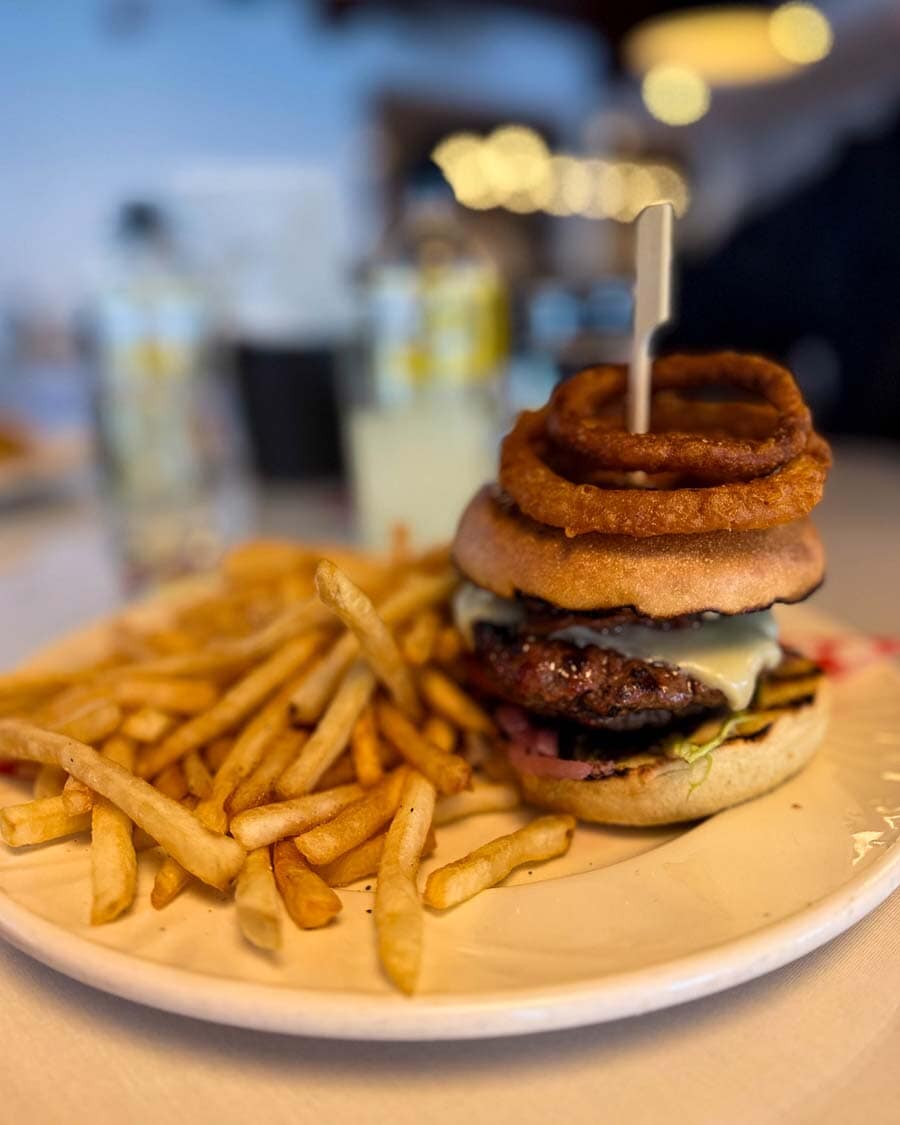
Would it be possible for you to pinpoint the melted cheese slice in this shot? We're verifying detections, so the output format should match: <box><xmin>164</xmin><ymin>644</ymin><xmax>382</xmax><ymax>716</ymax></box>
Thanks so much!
<box><xmin>550</xmin><ymin>614</ymin><xmax>780</xmax><ymax>710</ymax></box>
<box><xmin>453</xmin><ymin>583</ymin><xmax>524</xmax><ymax>644</ymax></box>
<box><xmin>453</xmin><ymin>582</ymin><xmax>781</xmax><ymax>710</ymax></box>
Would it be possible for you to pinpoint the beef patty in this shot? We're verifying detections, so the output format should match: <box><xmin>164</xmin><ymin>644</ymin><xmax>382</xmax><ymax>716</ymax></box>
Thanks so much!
<box><xmin>471</xmin><ymin>621</ymin><xmax>728</xmax><ymax>729</ymax></box>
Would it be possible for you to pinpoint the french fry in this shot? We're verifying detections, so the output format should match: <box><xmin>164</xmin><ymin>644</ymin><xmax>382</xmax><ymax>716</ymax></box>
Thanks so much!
<box><xmin>376</xmin><ymin>701</ymin><xmax>471</xmax><ymax>796</ymax></box>
<box><xmin>222</xmin><ymin>538</ymin><xmax>308</xmax><ymax>585</ymax></box>
<box><xmin>139</xmin><ymin>632</ymin><xmax>323</xmax><ymax>778</ymax></box>
<box><xmin>12</xmin><ymin>593</ymin><xmax>312</xmax><ymax>701</ymax></box>
<box><xmin>194</xmin><ymin>672</ymin><xmax>310</xmax><ymax>834</ymax></box>
<box><xmin>204</xmin><ymin>736</ymin><xmax>233</xmax><ymax>773</ymax></box>
<box><xmin>230</xmin><ymin>783</ymin><xmax>363</xmax><ymax>851</ymax></box>
<box><xmin>277</xmin><ymin>662</ymin><xmax>375</xmax><ymax>797</ymax></box>
<box><xmin>0</xmin><ymin>696</ymin><xmax>35</xmax><ymax>719</ymax></box>
<box><xmin>153</xmin><ymin>761</ymin><xmax>188</xmax><ymax>801</ymax></box>
<box><xmin>0</xmin><ymin>722</ymin><xmax>245</xmax><ymax>890</ymax></box>
<box><xmin>0</xmin><ymin>670</ymin><xmax>82</xmax><ymax>705</ymax></box>
<box><xmin>222</xmin><ymin>538</ymin><xmax>384</xmax><ymax>590</ymax></box>
<box><xmin>314</xmin><ymin>832</ymin><xmax>387</xmax><ymax>888</ymax></box>
<box><xmin>177</xmin><ymin>587</ymin><xmax>279</xmax><ymax>639</ymax></box>
<box><xmin>273</xmin><ymin>840</ymin><xmax>342</xmax><ymax>929</ymax></box>
<box><xmin>111</xmin><ymin>624</ymin><xmax>163</xmax><ymax>663</ymax></box>
<box><xmin>110</xmin><ymin>597</ymin><xmax>333</xmax><ymax>686</ymax></box>
<box><xmin>183</xmin><ymin>750</ymin><xmax>213</xmax><ymax>799</ymax></box>
<box><xmin>375</xmin><ymin>771</ymin><xmax>436</xmax><ymax>994</ymax></box>
<box><xmin>389</xmin><ymin>522</ymin><xmax>412</xmax><ymax>566</ymax></box>
<box><xmin>422</xmin><ymin>715</ymin><xmax>456</xmax><ymax>754</ymax></box>
<box><xmin>312</xmin><ymin>545</ymin><xmax>401</xmax><ymax>596</ymax></box>
<box><xmin>143</xmin><ymin>627</ymin><xmax>195</xmax><ymax>655</ymax></box>
<box><xmin>91</xmin><ymin>736</ymin><xmax>137</xmax><ymax>925</ymax></box>
<box><xmin>316</xmin><ymin>826</ymin><xmax>436</xmax><ymax>888</ymax></box>
<box><xmin>433</xmin><ymin>625</ymin><xmax>465</xmax><ymax>666</ymax></box>
<box><xmin>32</xmin><ymin>763</ymin><xmax>66</xmax><ymax>799</ymax></box>
<box><xmin>151</xmin><ymin>855</ymin><xmax>192</xmax><ymax>909</ymax></box>
<box><xmin>121</xmin><ymin>707</ymin><xmax>176</xmax><ymax>743</ymax></box>
<box><xmin>290</xmin><ymin>569</ymin><xmax>457</xmax><ymax>724</ymax></box>
<box><xmin>279</xmin><ymin>572</ymin><xmax>314</xmax><ymax>605</ymax></box>
<box><xmin>288</xmin><ymin>632</ymin><xmax>358</xmax><ymax>727</ymax></box>
<box><xmin>315</xmin><ymin>752</ymin><xmax>357</xmax><ymax>790</ymax></box>
<box><xmin>433</xmin><ymin>782</ymin><xmax>521</xmax><ymax>825</ymax></box>
<box><xmin>0</xmin><ymin>795</ymin><xmax>90</xmax><ymax>847</ymax></box>
<box><xmin>149</xmin><ymin>794</ymin><xmax>198</xmax><ymax>905</ymax></box>
<box><xmin>315</xmin><ymin>560</ymin><xmax>421</xmax><ymax>721</ymax></box>
<box><xmin>235</xmin><ymin>847</ymin><xmax>282</xmax><ymax>950</ymax></box>
<box><xmin>33</xmin><ymin>683</ymin><xmax>103</xmax><ymax>727</ymax></box>
<box><xmin>56</xmin><ymin>700</ymin><xmax>122</xmax><ymax>745</ymax></box>
<box><xmin>110</xmin><ymin>644</ymin><xmax>243</xmax><ymax>683</ymax></box>
<box><xmin>61</xmin><ymin>775</ymin><xmax>93</xmax><ymax>815</ymax></box>
<box><xmin>113</xmin><ymin>678</ymin><xmax>218</xmax><ymax>715</ymax></box>
<box><xmin>418</xmin><ymin>667</ymin><xmax>494</xmax><ymax>735</ymax></box>
<box><xmin>295</xmin><ymin>769</ymin><xmax>407</xmax><ymax>867</ymax></box>
<box><xmin>228</xmin><ymin>729</ymin><xmax>307</xmax><ymax>815</ymax></box>
<box><xmin>222</xmin><ymin>598</ymin><xmax>334</xmax><ymax>657</ymax></box>
<box><xmin>350</xmin><ymin>705</ymin><xmax>383</xmax><ymax>788</ymax></box>
<box><xmin>102</xmin><ymin>733</ymin><xmax>138</xmax><ymax>768</ymax></box>
<box><xmin>424</xmin><ymin>815</ymin><xmax>575</xmax><ymax>910</ymax></box>
<box><xmin>400</xmin><ymin>610</ymin><xmax>441</xmax><ymax>666</ymax></box>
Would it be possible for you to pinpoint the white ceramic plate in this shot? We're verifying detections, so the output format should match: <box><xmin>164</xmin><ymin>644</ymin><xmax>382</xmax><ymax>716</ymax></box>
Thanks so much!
<box><xmin>0</xmin><ymin>605</ymin><xmax>898</xmax><ymax>1040</ymax></box>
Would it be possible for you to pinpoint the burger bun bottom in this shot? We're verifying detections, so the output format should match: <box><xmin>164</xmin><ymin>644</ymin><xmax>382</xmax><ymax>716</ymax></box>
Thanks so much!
<box><xmin>515</xmin><ymin>688</ymin><xmax>828</xmax><ymax>827</ymax></box>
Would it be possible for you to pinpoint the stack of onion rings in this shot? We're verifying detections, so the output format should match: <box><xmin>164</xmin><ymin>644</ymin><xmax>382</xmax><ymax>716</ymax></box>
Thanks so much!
<box><xmin>499</xmin><ymin>352</ymin><xmax>831</xmax><ymax>538</ymax></box>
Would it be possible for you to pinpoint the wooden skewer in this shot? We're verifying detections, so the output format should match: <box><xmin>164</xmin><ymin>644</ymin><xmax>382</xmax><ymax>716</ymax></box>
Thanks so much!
<box><xmin>628</xmin><ymin>202</ymin><xmax>674</xmax><ymax>435</ymax></box>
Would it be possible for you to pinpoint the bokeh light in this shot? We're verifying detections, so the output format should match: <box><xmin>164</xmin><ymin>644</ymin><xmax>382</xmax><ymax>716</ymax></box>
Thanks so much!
<box><xmin>545</xmin><ymin>155</ymin><xmax>591</xmax><ymax>216</ymax></box>
<box><xmin>431</xmin><ymin>130</ymin><xmax>691</xmax><ymax>221</ymax></box>
<box><xmin>624</xmin><ymin>7</ymin><xmax>797</xmax><ymax>87</ymax></box>
<box><xmin>582</xmin><ymin>160</ymin><xmax>625</xmax><ymax>220</ymax></box>
<box><xmin>769</xmin><ymin>3</ymin><xmax>833</xmax><ymax>65</ymax></box>
<box><xmin>641</xmin><ymin>64</ymin><xmax>711</xmax><ymax>126</ymax></box>
<box><xmin>646</xmin><ymin>163</ymin><xmax>691</xmax><ymax>217</ymax></box>
<box><xmin>432</xmin><ymin>131</ymin><xmax>499</xmax><ymax>210</ymax></box>
<box><xmin>432</xmin><ymin>132</ymin><xmax>479</xmax><ymax>168</ymax></box>
<box><xmin>483</xmin><ymin>125</ymin><xmax>550</xmax><ymax>203</ymax></box>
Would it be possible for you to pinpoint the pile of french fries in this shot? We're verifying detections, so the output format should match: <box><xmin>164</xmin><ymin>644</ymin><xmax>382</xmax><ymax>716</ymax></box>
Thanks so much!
<box><xmin>0</xmin><ymin>536</ymin><xmax>575</xmax><ymax>994</ymax></box>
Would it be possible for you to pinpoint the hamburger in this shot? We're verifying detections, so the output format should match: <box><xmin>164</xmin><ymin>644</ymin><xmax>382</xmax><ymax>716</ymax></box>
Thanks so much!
<box><xmin>451</xmin><ymin>352</ymin><xmax>830</xmax><ymax>826</ymax></box>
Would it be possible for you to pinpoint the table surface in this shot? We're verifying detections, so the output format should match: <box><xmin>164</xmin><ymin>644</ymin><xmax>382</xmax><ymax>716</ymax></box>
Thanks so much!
<box><xmin>2</xmin><ymin>441</ymin><xmax>899</xmax><ymax>1125</ymax></box>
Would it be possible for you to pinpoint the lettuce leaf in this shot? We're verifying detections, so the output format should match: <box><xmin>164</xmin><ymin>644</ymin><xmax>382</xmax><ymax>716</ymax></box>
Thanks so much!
<box><xmin>662</xmin><ymin>711</ymin><xmax>748</xmax><ymax>766</ymax></box>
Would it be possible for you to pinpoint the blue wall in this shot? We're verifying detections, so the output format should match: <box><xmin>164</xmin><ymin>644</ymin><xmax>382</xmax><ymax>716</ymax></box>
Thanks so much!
<box><xmin>0</xmin><ymin>0</ymin><xmax>602</xmax><ymax>313</ymax></box>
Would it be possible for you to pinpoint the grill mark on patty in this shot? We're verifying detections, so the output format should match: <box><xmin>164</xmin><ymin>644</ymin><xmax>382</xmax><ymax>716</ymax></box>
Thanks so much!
<box><xmin>472</xmin><ymin>622</ymin><xmax>728</xmax><ymax>728</ymax></box>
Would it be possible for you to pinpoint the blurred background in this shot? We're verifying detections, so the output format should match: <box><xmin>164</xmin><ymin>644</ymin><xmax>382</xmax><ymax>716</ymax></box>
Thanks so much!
<box><xmin>1</xmin><ymin>0</ymin><xmax>899</xmax><ymax>614</ymax></box>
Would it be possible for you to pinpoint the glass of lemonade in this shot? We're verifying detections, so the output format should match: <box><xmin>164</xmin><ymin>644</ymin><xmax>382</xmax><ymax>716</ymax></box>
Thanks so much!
<box><xmin>345</xmin><ymin>194</ymin><xmax>508</xmax><ymax>549</ymax></box>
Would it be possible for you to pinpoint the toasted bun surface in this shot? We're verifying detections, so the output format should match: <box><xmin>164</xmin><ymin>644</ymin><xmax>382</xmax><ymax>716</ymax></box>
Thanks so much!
<box><xmin>515</xmin><ymin>689</ymin><xmax>827</xmax><ymax>826</ymax></box>
<box><xmin>453</xmin><ymin>487</ymin><xmax>825</xmax><ymax>618</ymax></box>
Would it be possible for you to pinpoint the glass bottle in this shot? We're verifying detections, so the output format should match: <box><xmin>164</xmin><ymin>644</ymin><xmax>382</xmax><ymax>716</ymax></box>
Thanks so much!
<box><xmin>92</xmin><ymin>202</ymin><xmax>247</xmax><ymax>590</ymax></box>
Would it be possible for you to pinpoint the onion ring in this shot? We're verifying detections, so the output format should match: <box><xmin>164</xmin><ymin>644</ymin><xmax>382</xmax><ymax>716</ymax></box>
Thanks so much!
<box><xmin>650</xmin><ymin>393</ymin><xmax>779</xmax><ymax>442</ymax></box>
<box><xmin>498</xmin><ymin>352</ymin><xmax>831</xmax><ymax>538</ymax></box>
<box><xmin>546</xmin><ymin>353</ymin><xmax>811</xmax><ymax>479</ymax></box>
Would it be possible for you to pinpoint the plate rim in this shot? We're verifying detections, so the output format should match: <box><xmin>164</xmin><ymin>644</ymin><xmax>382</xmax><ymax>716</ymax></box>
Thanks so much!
<box><xmin>0</xmin><ymin>826</ymin><xmax>898</xmax><ymax>1041</ymax></box>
